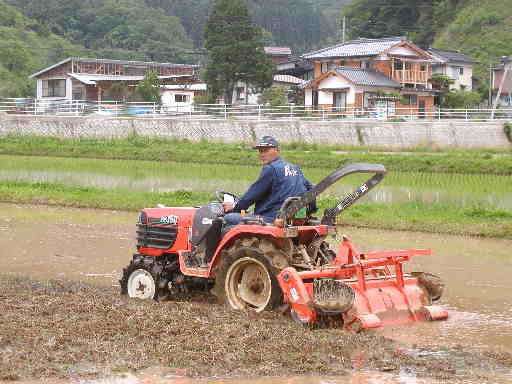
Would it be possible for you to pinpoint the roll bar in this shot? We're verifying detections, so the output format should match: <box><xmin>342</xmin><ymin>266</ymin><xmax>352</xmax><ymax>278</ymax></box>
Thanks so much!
<box><xmin>276</xmin><ymin>163</ymin><xmax>387</xmax><ymax>225</ymax></box>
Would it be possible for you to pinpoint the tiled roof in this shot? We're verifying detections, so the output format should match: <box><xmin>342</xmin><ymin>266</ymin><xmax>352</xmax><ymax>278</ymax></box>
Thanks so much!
<box><xmin>335</xmin><ymin>67</ymin><xmax>401</xmax><ymax>88</ymax></box>
<box><xmin>273</xmin><ymin>74</ymin><xmax>305</xmax><ymax>85</ymax></box>
<box><xmin>428</xmin><ymin>49</ymin><xmax>475</xmax><ymax>64</ymax></box>
<box><xmin>302</xmin><ymin>37</ymin><xmax>406</xmax><ymax>59</ymax></box>
<box><xmin>264</xmin><ymin>46</ymin><xmax>292</xmax><ymax>56</ymax></box>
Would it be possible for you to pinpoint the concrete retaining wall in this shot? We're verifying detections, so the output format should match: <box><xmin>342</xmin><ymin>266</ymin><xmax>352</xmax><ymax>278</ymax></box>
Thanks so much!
<box><xmin>0</xmin><ymin>115</ymin><xmax>510</xmax><ymax>148</ymax></box>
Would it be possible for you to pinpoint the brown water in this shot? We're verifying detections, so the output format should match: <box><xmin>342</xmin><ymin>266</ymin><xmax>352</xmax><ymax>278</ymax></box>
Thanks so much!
<box><xmin>1</xmin><ymin>203</ymin><xmax>511</xmax><ymax>384</ymax></box>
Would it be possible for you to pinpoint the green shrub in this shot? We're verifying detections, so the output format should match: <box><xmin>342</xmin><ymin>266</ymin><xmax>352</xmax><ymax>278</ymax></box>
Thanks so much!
<box><xmin>504</xmin><ymin>122</ymin><xmax>512</xmax><ymax>143</ymax></box>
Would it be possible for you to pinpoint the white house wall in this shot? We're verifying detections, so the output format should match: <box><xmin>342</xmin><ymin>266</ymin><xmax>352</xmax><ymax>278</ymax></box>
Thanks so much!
<box><xmin>161</xmin><ymin>90</ymin><xmax>195</xmax><ymax>112</ymax></box>
<box><xmin>35</xmin><ymin>78</ymin><xmax>72</xmax><ymax>100</ymax></box>
<box><xmin>318</xmin><ymin>74</ymin><xmax>354</xmax><ymax>105</ymax></box>
<box><xmin>387</xmin><ymin>46</ymin><xmax>418</xmax><ymax>57</ymax></box>
<box><xmin>432</xmin><ymin>63</ymin><xmax>473</xmax><ymax>91</ymax></box>
<box><xmin>305</xmin><ymin>89</ymin><xmax>312</xmax><ymax>107</ymax></box>
<box><xmin>452</xmin><ymin>63</ymin><xmax>473</xmax><ymax>91</ymax></box>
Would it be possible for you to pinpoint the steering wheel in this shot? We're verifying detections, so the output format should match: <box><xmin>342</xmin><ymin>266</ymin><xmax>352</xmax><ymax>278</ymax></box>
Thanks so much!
<box><xmin>215</xmin><ymin>190</ymin><xmax>240</xmax><ymax>204</ymax></box>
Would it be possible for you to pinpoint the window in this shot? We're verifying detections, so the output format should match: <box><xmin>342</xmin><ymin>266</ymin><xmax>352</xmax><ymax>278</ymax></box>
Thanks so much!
<box><xmin>312</xmin><ymin>90</ymin><xmax>319</xmax><ymax>107</ymax></box>
<box><xmin>175</xmin><ymin>94</ymin><xmax>189</xmax><ymax>103</ymax></box>
<box><xmin>333</xmin><ymin>92</ymin><xmax>346</xmax><ymax>110</ymax></box>
<box><xmin>236</xmin><ymin>87</ymin><xmax>244</xmax><ymax>100</ymax></box>
<box><xmin>420</xmin><ymin>64</ymin><xmax>426</xmax><ymax>71</ymax></box>
<box><xmin>394</xmin><ymin>60</ymin><xmax>403</xmax><ymax>70</ymax></box>
<box><xmin>42</xmin><ymin>79</ymin><xmax>66</xmax><ymax>97</ymax></box>
<box><xmin>321</xmin><ymin>62</ymin><xmax>328</xmax><ymax>73</ymax></box>
<box><xmin>401</xmin><ymin>94</ymin><xmax>417</xmax><ymax>105</ymax></box>
<box><xmin>361</xmin><ymin>60</ymin><xmax>371</xmax><ymax>69</ymax></box>
<box><xmin>303</xmin><ymin>71</ymin><xmax>313</xmax><ymax>81</ymax></box>
<box><xmin>72</xmin><ymin>88</ymin><xmax>84</xmax><ymax>100</ymax></box>
<box><xmin>452</xmin><ymin>67</ymin><xmax>462</xmax><ymax>79</ymax></box>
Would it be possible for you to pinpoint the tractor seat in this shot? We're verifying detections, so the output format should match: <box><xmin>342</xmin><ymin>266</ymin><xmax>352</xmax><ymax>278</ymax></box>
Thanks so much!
<box><xmin>305</xmin><ymin>218</ymin><xmax>321</xmax><ymax>226</ymax></box>
<box><xmin>240</xmin><ymin>216</ymin><xmax>268</xmax><ymax>225</ymax></box>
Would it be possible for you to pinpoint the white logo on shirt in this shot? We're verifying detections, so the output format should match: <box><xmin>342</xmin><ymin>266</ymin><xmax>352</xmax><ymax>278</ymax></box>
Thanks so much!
<box><xmin>284</xmin><ymin>165</ymin><xmax>298</xmax><ymax>176</ymax></box>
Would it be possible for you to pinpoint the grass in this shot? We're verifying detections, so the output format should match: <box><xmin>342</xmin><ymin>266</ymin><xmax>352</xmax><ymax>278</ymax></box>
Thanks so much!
<box><xmin>1</xmin><ymin>135</ymin><xmax>512</xmax><ymax>174</ymax></box>
<box><xmin>1</xmin><ymin>180</ymin><xmax>510</xmax><ymax>238</ymax></box>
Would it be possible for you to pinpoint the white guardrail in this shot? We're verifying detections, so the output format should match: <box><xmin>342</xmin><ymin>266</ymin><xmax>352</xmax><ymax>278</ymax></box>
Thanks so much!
<box><xmin>1</xmin><ymin>98</ymin><xmax>512</xmax><ymax>121</ymax></box>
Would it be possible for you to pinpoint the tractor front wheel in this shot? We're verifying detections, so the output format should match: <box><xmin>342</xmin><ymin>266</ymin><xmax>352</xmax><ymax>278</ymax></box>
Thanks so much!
<box><xmin>120</xmin><ymin>258</ymin><xmax>169</xmax><ymax>301</ymax></box>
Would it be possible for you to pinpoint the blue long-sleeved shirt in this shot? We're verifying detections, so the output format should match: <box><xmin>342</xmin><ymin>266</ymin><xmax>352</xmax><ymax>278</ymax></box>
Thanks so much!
<box><xmin>233</xmin><ymin>157</ymin><xmax>314</xmax><ymax>220</ymax></box>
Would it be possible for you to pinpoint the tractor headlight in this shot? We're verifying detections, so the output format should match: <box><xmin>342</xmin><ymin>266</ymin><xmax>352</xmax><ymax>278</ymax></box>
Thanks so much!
<box><xmin>138</xmin><ymin>211</ymin><xmax>147</xmax><ymax>225</ymax></box>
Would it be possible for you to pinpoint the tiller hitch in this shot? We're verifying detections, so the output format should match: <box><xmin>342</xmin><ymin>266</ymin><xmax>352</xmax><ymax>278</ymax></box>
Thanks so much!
<box><xmin>278</xmin><ymin>236</ymin><xmax>448</xmax><ymax>331</ymax></box>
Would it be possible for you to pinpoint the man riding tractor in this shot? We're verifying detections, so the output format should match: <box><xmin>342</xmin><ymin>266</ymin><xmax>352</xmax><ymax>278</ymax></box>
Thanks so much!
<box><xmin>223</xmin><ymin>135</ymin><xmax>316</xmax><ymax>226</ymax></box>
<box><xmin>120</xmin><ymin>139</ymin><xmax>447</xmax><ymax>330</ymax></box>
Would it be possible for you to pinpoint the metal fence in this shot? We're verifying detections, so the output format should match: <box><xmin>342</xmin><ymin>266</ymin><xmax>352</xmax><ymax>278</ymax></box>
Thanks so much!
<box><xmin>1</xmin><ymin>98</ymin><xmax>512</xmax><ymax>121</ymax></box>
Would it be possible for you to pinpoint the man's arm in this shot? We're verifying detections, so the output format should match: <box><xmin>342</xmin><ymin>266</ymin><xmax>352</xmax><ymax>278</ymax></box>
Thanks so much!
<box><xmin>231</xmin><ymin>166</ymin><xmax>273</xmax><ymax>212</ymax></box>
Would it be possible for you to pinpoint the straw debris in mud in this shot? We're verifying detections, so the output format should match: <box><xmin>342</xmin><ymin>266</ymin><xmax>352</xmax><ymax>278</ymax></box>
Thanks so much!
<box><xmin>0</xmin><ymin>275</ymin><xmax>510</xmax><ymax>382</ymax></box>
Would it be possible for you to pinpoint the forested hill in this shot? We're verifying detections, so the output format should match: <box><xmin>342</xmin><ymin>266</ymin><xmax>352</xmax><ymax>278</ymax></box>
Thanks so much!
<box><xmin>1</xmin><ymin>0</ymin><xmax>511</xmax><ymax>99</ymax></box>
<box><xmin>1</xmin><ymin>0</ymin><xmax>347</xmax><ymax>97</ymax></box>
<box><xmin>4</xmin><ymin>0</ymin><xmax>347</xmax><ymax>58</ymax></box>
<box><xmin>341</xmin><ymin>0</ymin><xmax>512</xmax><ymax>92</ymax></box>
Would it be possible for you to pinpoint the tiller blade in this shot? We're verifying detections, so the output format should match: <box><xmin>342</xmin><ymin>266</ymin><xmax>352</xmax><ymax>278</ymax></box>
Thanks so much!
<box><xmin>278</xmin><ymin>236</ymin><xmax>448</xmax><ymax>331</ymax></box>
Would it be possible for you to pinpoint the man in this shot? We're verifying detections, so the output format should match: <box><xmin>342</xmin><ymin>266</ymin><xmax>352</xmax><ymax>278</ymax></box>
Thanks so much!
<box><xmin>223</xmin><ymin>135</ymin><xmax>315</xmax><ymax>225</ymax></box>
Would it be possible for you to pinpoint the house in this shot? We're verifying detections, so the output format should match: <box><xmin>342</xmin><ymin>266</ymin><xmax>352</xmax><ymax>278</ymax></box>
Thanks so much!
<box><xmin>160</xmin><ymin>83</ymin><xmax>207</xmax><ymax>112</ymax></box>
<box><xmin>428</xmin><ymin>49</ymin><xmax>475</xmax><ymax>91</ymax></box>
<box><xmin>263</xmin><ymin>46</ymin><xmax>293</xmax><ymax>65</ymax></box>
<box><xmin>301</xmin><ymin>36</ymin><xmax>437</xmax><ymax>117</ymax></box>
<box><xmin>29</xmin><ymin>58</ymin><xmax>202</xmax><ymax>106</ymax></box>
<box><xmin>491</xmin><ymin>55</ymin><xmax>512</xmax><ymax>107</ymax></box>
<box><xmin>232</xmin><ymin>74</ymin><xmax>305</xmax><ymax>105</ymax></box>
<box><xmin>276</xmin><ymin>57</ymin><xmax>314</xmax><ymax>81</ymax></box>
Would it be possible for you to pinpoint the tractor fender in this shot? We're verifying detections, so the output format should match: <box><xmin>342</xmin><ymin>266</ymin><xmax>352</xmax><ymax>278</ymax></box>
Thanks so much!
<box><xmin>207</xmin><ymin>225</ymin><xmax>288</xmax><ymax>275</ymax></box>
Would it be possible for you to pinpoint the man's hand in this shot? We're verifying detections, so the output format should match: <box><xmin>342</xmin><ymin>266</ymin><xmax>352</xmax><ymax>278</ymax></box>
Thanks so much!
<box><xmin>223</xmin><ymin>202</ymin><xmax>234</xmax><ymax>212</ymax></box>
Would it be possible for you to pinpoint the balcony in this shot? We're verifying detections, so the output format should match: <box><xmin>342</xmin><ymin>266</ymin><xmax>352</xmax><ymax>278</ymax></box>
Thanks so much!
<box><xmin>392</xmin><ymin>70</ymin><xmax>428</xmax><ymax>85</ymax></box>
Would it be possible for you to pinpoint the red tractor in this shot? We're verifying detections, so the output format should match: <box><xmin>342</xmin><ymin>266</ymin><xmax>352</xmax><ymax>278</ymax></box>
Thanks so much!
<box><xmin>120</xmin><ymin>163</ymin><xmax>447</xmax><ymax>330</ymax></box>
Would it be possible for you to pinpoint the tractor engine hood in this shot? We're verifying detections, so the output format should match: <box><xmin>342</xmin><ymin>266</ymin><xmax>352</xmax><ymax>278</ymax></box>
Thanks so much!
<box><xmin>138</xmin><ymin>207</ymin><xmax>197</xmax><ymax>228</ymax></box>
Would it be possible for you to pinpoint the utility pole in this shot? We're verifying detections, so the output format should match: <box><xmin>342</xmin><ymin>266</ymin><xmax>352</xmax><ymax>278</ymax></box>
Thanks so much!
<box><xmin>488</xmin><ymin>62</ymin><xmax>493</xmax><ymax>107</ymax></box>
<box><xmin>491</xmin><ymin>56</ymin><xmax>510</xmax><ymax>119</ymax></box>
<box><xmin>342</xmin><ymin>16</ymin><xmax>346</xmax><ymax>43</ymax></box>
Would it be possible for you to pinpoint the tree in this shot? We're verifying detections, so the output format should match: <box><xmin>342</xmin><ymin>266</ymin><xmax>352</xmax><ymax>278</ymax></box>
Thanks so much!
<box><xmin>136</xmin><ymin>71</ymin><xmax>161</xmax><ymax>103</ymax></box>
<box><xmin>444</xmin><ymin>90</ymin><xmax>482</xmax><ymax>108</ymax></box>
<box><xmin>103</xmin><ymin>81</ymin><xmax>130</xmax><ymax>101</ymax></box>
<box><xmin>431</xmin><ymin>73</ymin><xmax>454</xmax><ymax>106</ymax></box>
<box><xmin>261</xmin><ymin>87</ymin><xmax>287</xmax><ymax>107</ymax></box>
<box><xmin>204</xmin><ymin>0</ymin><xmax>274</xmax><ymax>104</ymax></box>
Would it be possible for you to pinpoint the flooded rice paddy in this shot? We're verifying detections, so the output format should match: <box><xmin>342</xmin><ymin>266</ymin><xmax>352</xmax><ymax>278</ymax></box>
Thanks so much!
<box><xmin>1</xmin><ymin>203</ymin><xmax>511</xmax><ymax>384</ymax></box>
<box><xmin>1</xmin><ymin>154</ymin><xmax>512</xmax><ymax>209</ymax></box>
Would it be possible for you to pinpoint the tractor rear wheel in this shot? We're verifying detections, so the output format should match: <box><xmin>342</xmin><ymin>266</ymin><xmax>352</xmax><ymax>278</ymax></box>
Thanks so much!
<box><xmin>214</xmin><ymin>237</ymin><xmax>285</xmax><ymax>312</ymax></box>
<box><xmin>120</xmin><ymin>258</ymin><xmax>169</xmax><ymax>301</ymax></box>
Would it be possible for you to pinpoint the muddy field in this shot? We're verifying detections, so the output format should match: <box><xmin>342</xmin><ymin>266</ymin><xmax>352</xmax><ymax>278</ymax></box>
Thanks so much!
<box><xmin>1</xmin><ymin>203</ymin><xmax>512</xmax><ymax>383</ymax></box>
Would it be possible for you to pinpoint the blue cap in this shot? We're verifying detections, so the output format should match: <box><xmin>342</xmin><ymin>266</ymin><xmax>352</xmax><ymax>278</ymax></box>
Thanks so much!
<box><xmin>253</xmin><ymin>135</ymin><xmax>279</xmax><ymax>149</ymax></box>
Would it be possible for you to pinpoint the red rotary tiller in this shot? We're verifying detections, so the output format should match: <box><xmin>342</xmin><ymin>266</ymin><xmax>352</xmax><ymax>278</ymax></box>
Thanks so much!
<box><xmin>278</xmin><ymin>238</ymin><xmax>448</xmax><ymax>330</ymax></box>
<box><xmin>275</xmin><ymin>164</ymin><xmax>448</xmax><ymax>330</ymax></box>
